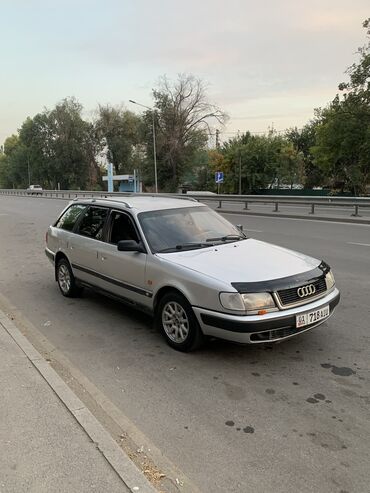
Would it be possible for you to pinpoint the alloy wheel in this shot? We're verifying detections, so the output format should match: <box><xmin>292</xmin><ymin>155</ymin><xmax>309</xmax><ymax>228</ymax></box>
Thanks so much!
<box><xmin>58</xmin><ymin>263</ymin><xmax>71</xmax><ymax>295</ymax></box>
<box><xmin>162</xmin><ymin>301</ymin><xmax>190</xmax><ymax>343</ymax></box>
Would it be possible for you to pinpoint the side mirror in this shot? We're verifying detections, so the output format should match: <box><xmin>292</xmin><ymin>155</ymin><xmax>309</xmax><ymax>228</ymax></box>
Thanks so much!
<box><xmin>117</xmin><ymin>240</ymin><xmax>146</xmax><ymax>253</ymax></box>
<box><xmin>236</xmin><ymin>224</ymin><xmax>244</xmax><ymax>232</ymax></box>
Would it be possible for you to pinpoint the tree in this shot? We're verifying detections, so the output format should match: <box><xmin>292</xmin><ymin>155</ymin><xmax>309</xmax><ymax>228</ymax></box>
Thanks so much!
<box><xmin>220</xmin><ymin>132</ymin><xmax>303</xmax><ymax>193</ymax></box>
<box><xmin>286</xmin><ymin>122</ymin><xmax>323</xmax><ymax>188</ymax></box>
<box><xmin>338</xmin><ymin>18</ymin><xmax>370</xmax><ymax>104</ymax></box>
<box><xmin>45</xmin><ymin>97</ymin><xmax>100</xmax><ymax>189</ymax></box>
<box><xmin>1</xmin><ymin>98</ymin><xmax>101</xmax><ymax>190</ymax></box>
<box><xmin>277</xmin><ymin>142</ymin><xmax>305</xmax><ymax>188</ymax></box>
<box><xmin>0</xmin><ymin>135</ymin><xmax>21</xmax><ymax>188</ymax></box>
<box><xmin>95</xmin><ymin>105</ymin><xmax>141</xmax><ymax>175</ymax></box>
<box><xmin>312</xmin><ymin>19</ymin><xmax>370</xmax><ymax>195</ymax></box>
<box><xmin>144</xmin><ymin>74</ymin><xmax>226</xmax><ymax>191</ymax></box>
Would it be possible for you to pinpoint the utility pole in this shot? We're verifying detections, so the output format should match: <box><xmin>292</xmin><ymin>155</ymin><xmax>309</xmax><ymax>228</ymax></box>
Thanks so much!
<box><xmin>152</xmin><ymin>111</ymin><xmax>158</xmax><ymax>193</ymax></box>
<box><xmin>238</xmin><ymin>153</ymin><xmax>242</xmax><ymax>195</ymax></box>
<box><xmin>129</xmin><ymin>99</ymin><xmax>158</xmax><ymax>193</ymax></box>
<box><xmin>27</xmin><ymin>155</ymin><xmax>31</xmax><ymax>186</ymax></box>
<box><xmin>215</xmin><ymin>129</ymin><xmax>220</xmax><ymax>149</ymax></box>
<box><xmin>237</xmin><ymin>129</ymin><xmax>241</xmax><ymax>194</ymax></box>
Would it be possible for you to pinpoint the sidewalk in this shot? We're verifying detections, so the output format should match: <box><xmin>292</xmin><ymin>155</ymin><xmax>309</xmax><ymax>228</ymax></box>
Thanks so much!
<box><xmin>0</xmin><ymin>311</ymin><xmax>155</xmax><ymax>493</ymax></box>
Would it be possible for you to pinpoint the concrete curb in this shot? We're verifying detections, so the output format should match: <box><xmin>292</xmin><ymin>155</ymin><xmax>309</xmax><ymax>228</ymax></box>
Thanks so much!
<box><xmin>219</xmin><ymin>209</ymin><xmax>370</xmax><ymax>225</ymax></box>
<box><xmin>0</xmin><ymin>310</ymin><xmax>157</xmax><ymax>493</ymax></box>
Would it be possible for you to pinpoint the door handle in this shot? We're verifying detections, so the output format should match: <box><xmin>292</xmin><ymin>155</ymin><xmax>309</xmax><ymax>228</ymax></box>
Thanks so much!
<box><xmin>101</xmin><ymin>256</ymin><xmax>107</xmax><ymax>261</ymax></box>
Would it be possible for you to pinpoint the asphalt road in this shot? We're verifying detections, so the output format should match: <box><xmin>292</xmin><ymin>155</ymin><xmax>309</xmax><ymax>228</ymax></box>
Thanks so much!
<box><xmin>0</xmin><ymin>195</ymin><xmax>369</xmax><ymax>493</ymax></box>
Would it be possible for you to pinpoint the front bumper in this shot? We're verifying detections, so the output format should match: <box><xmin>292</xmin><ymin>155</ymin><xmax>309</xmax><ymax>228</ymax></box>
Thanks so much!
<box><xmin>193</xmin><ymin>287</ymin><xmax>340</xmax><ymax>344</ymax></box>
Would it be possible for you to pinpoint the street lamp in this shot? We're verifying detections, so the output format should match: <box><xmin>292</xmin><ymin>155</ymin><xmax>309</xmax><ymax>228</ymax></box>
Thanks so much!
<box><xmin>129</xmin><ymin>99</ymin><xmax>158</xmax><ymax>193</ymax></box>
<box><xmin>27</xmin><ymin>155</ymin><xmax>31</xmax><ymax>187</ymax></box>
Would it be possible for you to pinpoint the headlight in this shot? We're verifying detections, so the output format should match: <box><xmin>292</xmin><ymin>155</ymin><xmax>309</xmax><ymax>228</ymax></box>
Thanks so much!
<box><xmin>220</xmin><ymin>292</ymin><xmax>276</xmax><ymax>313</ymax></box>
<box><xmin>326</xmin><ymin>271</ymin><xmax>335</xmax><ymax>290</ymax></box>
<box><xmin>241</xmin><ymin>292</ymin><xmax>276</xmax><ymax>311</ymax></box>
<box><xmin>219</xmin><ymin>292</ymin><xmax>245</xmax><ymax>311</ymax></box>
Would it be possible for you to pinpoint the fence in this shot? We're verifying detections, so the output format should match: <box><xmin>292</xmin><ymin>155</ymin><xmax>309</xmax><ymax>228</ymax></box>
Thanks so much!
<box><xmin>1</xmin><ymin>189</ymin><xmax>370</xmax><ymax>218</ymax></box>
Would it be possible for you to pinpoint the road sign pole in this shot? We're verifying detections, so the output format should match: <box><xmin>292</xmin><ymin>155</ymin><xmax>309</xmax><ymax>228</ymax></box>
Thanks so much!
<box><xmin>215</xmin><ymin>171</ymin><xmax>224</xmax><ymax>193</ymax></box>
<box><xmin>107</xmin><ymin>163</ymin><xmax>114</xmax><ymax>193</ymax></box>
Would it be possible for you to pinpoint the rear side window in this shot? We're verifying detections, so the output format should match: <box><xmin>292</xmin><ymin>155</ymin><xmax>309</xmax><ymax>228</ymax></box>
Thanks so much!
<box><xmin>55</xmin><ymin>204</ymin><xmax>86</xmax><ymax>231</ymax></box>
<box><xmin>76</xmin><ymin>206</ymin><xmax>108</xmax><ymax>240</ymax></box>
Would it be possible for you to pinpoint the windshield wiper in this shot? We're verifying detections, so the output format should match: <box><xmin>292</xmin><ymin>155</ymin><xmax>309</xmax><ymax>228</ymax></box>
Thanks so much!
<box><xmin>157</xmin><ymin>242</ymin><xmax>211</xmax><ymax>253</ymax></box>
<box><xmin>206</xmin><ymin>234</ymin><xmax>245</xmax><ymax>242</ymax></box>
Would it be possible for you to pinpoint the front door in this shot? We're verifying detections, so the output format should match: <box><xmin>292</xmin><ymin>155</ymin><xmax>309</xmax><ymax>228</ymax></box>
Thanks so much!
<box><xmin>96</xmin><ymin>210</ymin><xmax>151</xmax><ymax>309</ymax></box>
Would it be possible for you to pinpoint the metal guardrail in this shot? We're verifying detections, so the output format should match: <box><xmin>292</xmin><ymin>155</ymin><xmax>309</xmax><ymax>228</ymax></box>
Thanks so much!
<box><xmin>203</xmin><ymin>194</ymin><xmax>370</xmax><ymax>218</ymax></box>
<box><xmin>1</xmin><ymin>189</ymin><xmax>370</xmax><ymax>217</ymax></box>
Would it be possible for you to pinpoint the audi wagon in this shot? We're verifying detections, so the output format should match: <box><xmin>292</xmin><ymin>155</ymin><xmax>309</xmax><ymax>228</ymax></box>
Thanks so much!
<box><xmin>45</xmin><ymin>196</ymin><xmax>340</xmax><ymax>351</ymax></box>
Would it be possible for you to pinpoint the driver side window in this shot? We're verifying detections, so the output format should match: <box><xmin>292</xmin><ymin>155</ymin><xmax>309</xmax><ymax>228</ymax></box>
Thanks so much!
<box><xmin>109</xmin><ymin>211</ymin><xmax>139</xmax><ymax>244</ymax></box>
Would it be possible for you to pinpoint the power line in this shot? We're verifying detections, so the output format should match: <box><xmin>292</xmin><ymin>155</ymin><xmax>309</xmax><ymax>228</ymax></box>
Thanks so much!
<box><xmin>208</xmin><ymin>129</ymin><xmax>289</xmax><ymax>136</ymax></box>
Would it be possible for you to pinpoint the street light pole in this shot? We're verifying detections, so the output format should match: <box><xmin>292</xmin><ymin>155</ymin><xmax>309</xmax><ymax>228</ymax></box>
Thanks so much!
<box><xmin>238</xmin><ymin>153</ymin><xmax>242</xmax><ymax>195</ymax></box>
<box><xmin>129</xmin><ymin>99</ymin><xmax>158</xmax><ymax>193</ymax></box>
<box><xmin>27</xmin><ymin>155</ymin><xmax>31</xmax><ymax>186</ymax></box>
<box><xmin>151</xmin><ymin>110</ymin><xmax>158</xmax><ymax>194</ymax></box>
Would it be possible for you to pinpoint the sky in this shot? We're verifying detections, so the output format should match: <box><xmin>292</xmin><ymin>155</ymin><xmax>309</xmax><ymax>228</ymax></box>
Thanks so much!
<box><xmin>0</xmin><ymin>0</ymin><xmax>369</xmax><ymax>145</ymax></box>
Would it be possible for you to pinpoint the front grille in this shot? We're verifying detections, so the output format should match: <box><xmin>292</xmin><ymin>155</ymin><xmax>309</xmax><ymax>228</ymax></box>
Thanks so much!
<box><xmin>277</xmin><ymin>276</ymin><xmax>327</xmax><ymax>307</ymax></box>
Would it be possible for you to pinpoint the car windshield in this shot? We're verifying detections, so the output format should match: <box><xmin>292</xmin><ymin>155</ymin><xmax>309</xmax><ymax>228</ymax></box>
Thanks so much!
<box><xmin>138</xmin><ymin>206</ymin><xmax>245</xmax><ymax>253</ymax></box>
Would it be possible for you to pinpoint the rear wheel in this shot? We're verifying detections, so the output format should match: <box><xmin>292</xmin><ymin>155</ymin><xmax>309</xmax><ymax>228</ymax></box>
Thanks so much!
<box><xmin>56</xmin><ymin>258</ymin><xmax>82</xmax><ymax>297</ymax></box>
<box><xmin>156</xmin><ymin>291</ymin><xmax>204</xmax><ymax>352</ymax></box>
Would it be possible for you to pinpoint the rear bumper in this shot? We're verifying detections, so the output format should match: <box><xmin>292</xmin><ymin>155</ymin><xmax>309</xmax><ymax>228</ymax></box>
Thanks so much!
<box><xmin>193</xmin><ymin>287</ymin><xmax>340</xmax><ymax>344</ymax></box>
<box><xmin>45</xmin><ymin>248</ymin><xmax>55</xmax><ymax>264</ymax></box>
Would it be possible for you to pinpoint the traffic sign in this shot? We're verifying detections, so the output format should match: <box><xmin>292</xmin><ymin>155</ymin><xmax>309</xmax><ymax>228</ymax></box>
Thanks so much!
<box><xmin>215</xmin><ymin>171</ymin><xmax>224</xmax><ymax>184</ymax></box>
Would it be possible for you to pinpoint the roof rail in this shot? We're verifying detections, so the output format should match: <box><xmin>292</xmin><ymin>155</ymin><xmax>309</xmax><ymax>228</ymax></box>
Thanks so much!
<box><xmin>72</xmin><ymin>194</ymin><xmax>198</xmax><ymax>205</ymax></box>
<box><xmin>95</xmin><ymin>197</ymin><xmax>132</xmax><ymax>208</ymax></box>
<box><xmin>73</xmin><ymin>196</ymin><xmax>132</xmax><ymax>208</ymax></box>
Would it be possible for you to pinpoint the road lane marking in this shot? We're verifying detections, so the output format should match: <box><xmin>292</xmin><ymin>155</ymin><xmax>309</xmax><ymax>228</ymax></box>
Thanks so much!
<box><xmin>245</xmin><ymin>228</ymin><xmax>263</xmax><ymax>233</ymax></box>
<box><xmin>0</xmin><ymin>213</ymin><xmax>9</xmax><ymax>216</ymax></box>
<box><xmin>347</xmin><ymin>242</ymin><xmax>370</xmax><ymax>247</ymax></box>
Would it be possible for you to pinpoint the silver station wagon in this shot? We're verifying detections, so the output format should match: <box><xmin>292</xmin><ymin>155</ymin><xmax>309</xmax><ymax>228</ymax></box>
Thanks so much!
<box><xmin>45</xmin><ymin>196</ymin><xmax>340</xmax><ymax>351</ymax></box>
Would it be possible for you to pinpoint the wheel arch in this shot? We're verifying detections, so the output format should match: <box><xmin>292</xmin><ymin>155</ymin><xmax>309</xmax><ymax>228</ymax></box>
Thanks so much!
<box><xmin>153</xmin><ymin>285</ymin><xmax>190</xmax><ymax>314</ymax></box>
<box><xmin>54</xmin><ymin>251</ymin><xmax>70</xmax><ymax>280</ymax></box>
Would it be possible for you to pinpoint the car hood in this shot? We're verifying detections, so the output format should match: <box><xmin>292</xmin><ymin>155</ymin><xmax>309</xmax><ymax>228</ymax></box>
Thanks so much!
<box><xmin>156</xmin><ymin>239</ymin><xmax>320</xmax><ymax>284</ymax></box>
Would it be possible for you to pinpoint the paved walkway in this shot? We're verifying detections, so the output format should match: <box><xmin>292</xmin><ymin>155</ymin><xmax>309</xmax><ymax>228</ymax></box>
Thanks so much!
<box><xmin>0</xmin><ymin>311</ymin><xmax>154</xmax><ymax>493</ymax></box>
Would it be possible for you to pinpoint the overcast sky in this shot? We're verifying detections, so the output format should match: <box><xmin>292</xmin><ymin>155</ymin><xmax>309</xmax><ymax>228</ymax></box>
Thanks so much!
<box><xmin>1</xmin><ymin>0</ymin><xmax>369</xmax><ymax>144</ymax></box>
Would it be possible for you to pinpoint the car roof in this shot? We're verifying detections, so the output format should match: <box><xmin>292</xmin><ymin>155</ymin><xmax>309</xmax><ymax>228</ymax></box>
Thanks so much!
<box><xmin>74</xmin><ymin>195</ymin><xmax>205</xmax><ymax>213</ymax></box>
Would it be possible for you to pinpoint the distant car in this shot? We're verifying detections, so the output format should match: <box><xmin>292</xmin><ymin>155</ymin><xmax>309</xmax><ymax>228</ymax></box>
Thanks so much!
<box><xmin>26</xmin><ymin>185</ymin><xmax>43</xmax><ymax>195</ymax></box>
<box><xmin>45</xmin><ymin>196</ymin><xmax>340</xmax><ymax>352</ymax></box>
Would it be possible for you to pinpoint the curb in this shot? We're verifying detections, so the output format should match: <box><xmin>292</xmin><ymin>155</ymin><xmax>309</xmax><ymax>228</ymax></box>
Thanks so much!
<box><xmin>0</xmin><ymin>310</ymin><xmax>157</xmax><ymax>493</ymax></box>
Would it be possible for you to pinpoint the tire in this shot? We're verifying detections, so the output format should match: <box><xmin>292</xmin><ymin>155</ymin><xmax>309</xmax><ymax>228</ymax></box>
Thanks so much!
<box><xmin>56</xmin><ymin>258</ymin><xmax>82</xmax><ymax>297</ymax></box>
<box><xmin>156</xmin><ymin>291</ymin><xmax>204</xmax><ymax>352</ymax></box>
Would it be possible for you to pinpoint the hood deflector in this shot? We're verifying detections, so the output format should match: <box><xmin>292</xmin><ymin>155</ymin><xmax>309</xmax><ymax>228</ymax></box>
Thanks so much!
<box><xmin>231</xmin><ymin>261</ymin><xmax>330</xmax><ymax>293</ymax></box>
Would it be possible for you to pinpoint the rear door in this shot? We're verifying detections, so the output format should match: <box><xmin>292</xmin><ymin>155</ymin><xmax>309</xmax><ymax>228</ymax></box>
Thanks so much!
<box><xmin>69</xmin><ymin>205</ymin><xmax>109</xmax><ymax>285</ymax></box>
<box><xmin>48</xmin><ymin>203</ymin><xmax>87</xmax><ymax>257</ymax></box>
<box><xmin>96</xmin><ymin>210</ymin><xmax>151</xmax><ymax>308</ymax></box>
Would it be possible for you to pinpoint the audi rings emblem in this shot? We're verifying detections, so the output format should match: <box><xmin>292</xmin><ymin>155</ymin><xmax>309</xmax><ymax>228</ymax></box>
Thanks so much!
<box><xmin>297</xmin><ymin>284</ymin><xmax>316</xmax><ymax>298</ymax></box>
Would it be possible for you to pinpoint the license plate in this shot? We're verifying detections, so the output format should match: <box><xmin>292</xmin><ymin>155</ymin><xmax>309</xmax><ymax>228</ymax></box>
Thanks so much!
<box><xmin>296</xmin><ymin>305</ymin><xmax>330</xmax><ymax>328</ymax></box>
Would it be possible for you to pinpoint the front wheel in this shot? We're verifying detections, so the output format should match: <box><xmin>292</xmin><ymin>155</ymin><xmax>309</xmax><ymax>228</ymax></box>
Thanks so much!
<box><xmin>156</xmin><ymin>292</ymin><xmax>204</xmax><ymax>352</ymax></box>
<box><xmin>56</xmin><ymin>258</ymin><xmax>82</xmax><ymax>297</ymax></box>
